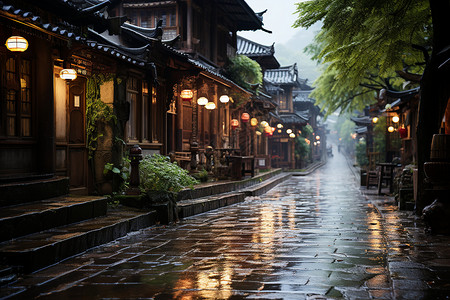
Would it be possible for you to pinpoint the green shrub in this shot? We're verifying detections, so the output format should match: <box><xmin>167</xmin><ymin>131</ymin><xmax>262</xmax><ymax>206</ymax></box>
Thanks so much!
<box><xmin>139</xmin><ymin>154</ymin><xmax>198</xmax><ymax>193</ymax></box>
<box><xmin>192</xmin><ymin>168</ymin><xmax>209</xmax><ymax>182</ymax></box>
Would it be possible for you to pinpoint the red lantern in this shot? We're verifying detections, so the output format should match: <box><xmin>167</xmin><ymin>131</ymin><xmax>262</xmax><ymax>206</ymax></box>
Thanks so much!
<box><xmin>231</xmin><ymin>119</ymin><xmax>239</xmax><ymax>128</ymax></box>
<box><xmin>399</xmin><ymin>126</ymin><xmax>408</xmax><ymax>138</ymax></box>
<box><xmin>180</xmin><ymin>89</ymin><xmax>193</xmax><ymax>101</ymax></box>
<box><xmin>241</xmin><ymin>113</ymin><xmax>250</xmax><ymax>123</ymax></box>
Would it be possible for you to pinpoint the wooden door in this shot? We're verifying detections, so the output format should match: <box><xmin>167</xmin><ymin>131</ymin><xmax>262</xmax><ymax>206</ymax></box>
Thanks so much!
<box><xmin>68</xmin><ymin>78</ymin><xmax>88</xmax><ymax>193</ymax></box>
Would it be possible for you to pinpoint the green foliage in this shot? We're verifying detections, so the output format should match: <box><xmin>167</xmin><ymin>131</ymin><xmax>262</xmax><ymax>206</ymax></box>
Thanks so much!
<box><xmin>356</xmin><ymin>140</ymin><xmax>369</xmax><ymax>167</ymax></box>
<box><xmin>103</xmin><ymin>155</ymin><xmax>130</xmax><ymax>193</ymax></box>
<box><xmin>294</xmin><ymin>124</ymin><xmax>314</xmax><ymax>163</ymax></box>
<box><xmin>192</xmin><ymin>168</ymin><xmax>209</xmax><ymax>182</ymax></box>
<box><xmin>294</xmin><ymin>0</ymin><xmax>430</xmax><ymax>116</ymax></box>
<box><xmin>226</xmin><ymin>55</ymin><xmax>263</xmax><ymax>90</ymax></box>
<box><xmin>373</xmin><ymin>116</ymin><xmax>387</xmax><ymax>156</ymax></box>
<box><xmin>86</xmin><ymin>74</ymin><xmax>117</xmax><ymax>159</ymax></box>
<box><xmin>139</xmin><ymin>154</ymin><xmax>198</xmax><ymax>193</ymax></box>
<box><xmin>294</xmin><ymin>135</ymin><xmax>311</xmax><ymax>162</ymax></box>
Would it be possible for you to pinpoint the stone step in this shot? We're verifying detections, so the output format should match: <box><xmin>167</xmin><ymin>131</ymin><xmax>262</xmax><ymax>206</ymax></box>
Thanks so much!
<box><xmin>177</xmin><ymin>192</ymin><xmax>246</xmax><ymax>219</ymax></box>
<box><xmin>0</xmin><ymin>176</ymin><xmax>69</xmax><ymax>207</ymax></box>
<box><xmin>177</xmin><ymin>168</ymin><xmax>282</xmax><ymax>201</ymax></box>
<box><xmin>0</xmin><ymin>207</ymin><xmax>157</xmax><ymax>273</ymax></box>
<box><xmin>0</xmin><ymin>196</ymin><xmax>107</xmax><ymax>243</ymax></box>
<box><xmin>241</xmin><ymin>173</ymin><xmax>292</xmax><ymax>196</ymax></box>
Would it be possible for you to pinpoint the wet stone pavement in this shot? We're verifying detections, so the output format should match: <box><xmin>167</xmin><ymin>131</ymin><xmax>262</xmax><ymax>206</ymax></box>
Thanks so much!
<box><xmin>2</xmin><ymin>151</ymin><xmax>450</xmax><ymax>299</ymax></box>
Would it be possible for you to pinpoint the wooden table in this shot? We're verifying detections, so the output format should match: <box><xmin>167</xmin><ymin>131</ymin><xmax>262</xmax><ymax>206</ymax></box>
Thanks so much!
<box><xmin>229</xmin><ymin>156</ymin><xmax>255</xmax><ymax>180</ymax></box>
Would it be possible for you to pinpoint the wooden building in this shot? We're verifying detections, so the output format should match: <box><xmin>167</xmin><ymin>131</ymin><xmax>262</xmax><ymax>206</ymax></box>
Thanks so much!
<box><xmin>0</xmin><ymin>0</ymin><xmax>134</xmax><ymax>196</ymax></box>
<box><xmin>265</xmin><ymin>64</ymin><xmax>307</xmax><ymax>169</ymax></box>
<box><xmin>115</xmin><ymin>0</ymin><xmax>267</xmax><ymax>173</ymax></box>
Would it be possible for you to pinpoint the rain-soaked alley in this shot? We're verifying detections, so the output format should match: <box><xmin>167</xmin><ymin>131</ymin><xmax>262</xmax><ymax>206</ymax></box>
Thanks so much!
<box><xmin>3</xmin><ymin>150</ymin><xmax>398</xmax><ymax>299</ymax></box>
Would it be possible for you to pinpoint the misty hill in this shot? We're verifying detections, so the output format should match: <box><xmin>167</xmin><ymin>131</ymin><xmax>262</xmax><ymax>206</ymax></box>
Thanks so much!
<box><xmin>274</xmin><ymin>24</ymin><xmax>322</xmax><ymax>83</ymax></box>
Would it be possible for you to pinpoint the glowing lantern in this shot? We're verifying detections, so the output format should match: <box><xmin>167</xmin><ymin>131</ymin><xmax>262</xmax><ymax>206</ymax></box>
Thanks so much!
<box><xmin>271</xmin><ymin>127</ymin><xmax>276</xmax><ymax>133</ymax></box>
<box><xmin>219</xmin><ymin>95</ymin><xmax>230</xmax><ymax>103</ymax></box>
<box><xmin>180</xmin><ymin>89</ymin><xmax>193</xmax><ymax>101</ymax></box>
<box><xmin>250</xmin><ymin>118</ymin><xmax>258</xmax><ymax>127</ymax></box>
<box><xmin>264</xmin><ymin>126</ymin><xmax>272</xmax><ymax>134</ymax></box>
<box><xmin>289</xmin><ymin>133</ymin><xmax>295</xmax><ymax>138</ymax></box>
<box><xmin>399</xmin><ymin>126</ymin><xmax>408</xmax><ymax>138</ymax></box>
<box><xmin>392</xmin><ymin>115</ymin><xmax>400</xmax><ymax>123</ymax></box>
<box><xmin>197</xmin><ymin>97</ymin><xmax>208</xmax><ymax>106</ymax></box>
<box><xmin>60</xmin><ymin>69</ymin><xmax>77</xmax><ymax>80</ymax></box>
<box><xmin>231</xmin><ymin>119</ymin><xmax>239</xmax><ymax>128</ymax></box>
<box><xmin>277</xmin><ymin>123</ymin><xmax>283</xmax><ymax>129</ymax></box>
<box><xmin>256</xmin><ymin>131</ymin><xmax>262</xmax><ymax>136</ymax></box>
<box><xmin>241</xmin><ymin>113</ymin><xmax>250</xmax><ymax>122</ymax></box>
<box><xmin>286</xmin><ymin>129</ymin><xmax>293</xmax><ymax>134</ymax></box>
<box><xmin>316</xmin><ymin>135</ymin><xmax>320</xmax><ymax>140</ymax></box>
<box><xmin>372</xmin><ymin>117</ymin><xmax>379</xmax><ymax>124</ymax></box>
<box><xmin>205</xmin><ymin>102</ymin><xmax>216</xmax><ymax>110</ymax></box>
<box><xmin>6</xmin><ymin>36</ymin><xmax>28</xmax><ymax>52</ymax></box>
<box><xmin>260</xmin><ymin>121</ymin><xmax>268</xmax><ymax>127</ymax></box>
<box><xmin>388</xmin><ymin>126</ymin><xmax>395</xmax><ymax>133</ymax></box>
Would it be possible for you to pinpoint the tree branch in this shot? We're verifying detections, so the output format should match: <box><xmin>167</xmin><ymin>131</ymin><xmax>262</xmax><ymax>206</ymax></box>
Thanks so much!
<box><xmin>412</xmin><ymin>44</ymin><xmax>430</xmax><ymax>63</ymax></box>
<box><xmin>395</xmin><ymin>69</ymin><xmax>422</xmax><ymax>83</ymax></box>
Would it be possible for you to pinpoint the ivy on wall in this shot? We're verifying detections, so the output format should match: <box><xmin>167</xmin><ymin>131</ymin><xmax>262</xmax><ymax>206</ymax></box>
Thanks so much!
<box><xmin>86</xmin><ymin>74</ymin><xmax>117</xmax><ymax>160</ymax></box>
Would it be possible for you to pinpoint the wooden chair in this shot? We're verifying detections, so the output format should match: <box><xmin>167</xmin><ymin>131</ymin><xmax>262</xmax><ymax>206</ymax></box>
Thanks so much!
<box><xmin>366</xmin><ymin>152</ymin><xmax>380</xmax><ymax>189</ymax></box>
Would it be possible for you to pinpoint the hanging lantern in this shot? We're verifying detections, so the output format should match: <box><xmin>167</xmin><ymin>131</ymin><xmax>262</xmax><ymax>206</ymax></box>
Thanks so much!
<box><xmin>271</xmin><ymin>127</ymin><xmax>276</xmax><ymax>133</ymax></box>
<box><xmin>6</xmin><ymin>36</ymin><xmax>28</xmax><ymax>52</ymax></box>
<box><xmin>180</xmin><ymin>89</ymin><xmax>193</xmax><ymax>101</ymax></box>
<box><xmin>231</xmin><ymin>119</ymin><xmax>239</xmax><ymax>128</ymax></box>
<box><xmin>260</xmin><ymin>121</ymin><xmax>268</xmax><ymax>127</ymax></box>
<box><xmin>197</xmin><ymin>97</ymin><xmax>208</xmax><ymax>106</ymax></box>
<box><xmin>60</xmin><ymin>69</ymin><xmax>77</xmax><ymax>80</ymax></box>
<box><xmin>316</xmin><ymin>135</ymin><xmax>320</xmax><ymax>140</ymax></box>
<box><xmin>219</xmin><ymin>95</ymin><xmax>230</xmax><ymax>103</ymax></box>
<box><xmin>388</xmin><ymin>126</ymin><xmax>395</xmax><ymax>133</ymax></box>
<box><xmin>286</xmin><ymin>129</ymin><xmax>293</xmax><ymax>134</ymax></box>
<box><xmin>399</xmin><ymin>126</ymin><xmax>408</xmax><ymax>138</ymax></box>
<box><xmin>205</xmin><ymin>101</ymin><xmax>216</xmax><ymax>110</ymax></box>
<box><xmin>277</xmin><ymin>123</ymin><xmax>283</xmax><ymax>129</ymax></box>
<box><xmin>256</xmin><ymin>131</ymin><xmax>262</xmax><ymax>136</ymax></box>
<box><xmin>264</xmin><ymin>126</ymin><xmax>272</xmax><ymax>134</ymax></box>
<box><xmin>372</xmin><ymin>117</ymin><xmax>379</xmax><ymax>124</ymax></box>
<box><xmin>289</xmin><ymin>133</ymin><xmax>296</xmax><ymax>138</ymax></box>
<box><xmin>241</xmin><ymin>113</ymin><xmax>250</xmax><ymax>123</ymax></box>
<box><xmin>250</xmin><ymin>118</ymin><xmax>258</xmax><ymax>127</ymax></box>
<box><xmin>392</xmin><ymin>115</ymin><xmax>400</xmax><ymax>123</ymax></box>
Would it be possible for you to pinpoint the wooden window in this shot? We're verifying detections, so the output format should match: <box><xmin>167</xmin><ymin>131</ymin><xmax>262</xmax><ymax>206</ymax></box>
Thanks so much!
<box><xmin>126</xmin><ymin>77</ymin><xmax>160</xmax><ymax>144</ymax></box>
<box><xmin>151</xmin><ymin>85</ymin><xmax>159</xmax><ymax>143</ymax></box>
<box><xmin>3</xmin><ymin>56</ymin><xmax>32</xmax><ymax>137</ymax></box>
<box><xmin>127</xmin><ymin>76</ymin><xmax>139</xmax><ymax>142</ymax></box>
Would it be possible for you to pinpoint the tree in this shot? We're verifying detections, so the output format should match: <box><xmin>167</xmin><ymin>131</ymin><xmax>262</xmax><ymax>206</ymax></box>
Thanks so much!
<box><xmin>294</xmin><ymin>0</ymin><xmax>450</xmax><ymax>214</ymax></box>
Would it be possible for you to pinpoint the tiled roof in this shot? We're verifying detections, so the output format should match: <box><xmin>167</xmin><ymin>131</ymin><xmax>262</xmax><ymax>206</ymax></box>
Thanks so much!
<box><xmin>237</xmin><ymin>36</ymin><xmax>274</xmax><ymax>57</ymax></box>
<box><xmin>279</xmin><ymin>112</ymin><xmax>308</xmax><ymax>125</ymax></box>
<box><xmin>350</xmin><ymin>116</ymin><xmax>372</xmax><ymax>126</ymax></box>
<box><xmin>265</xmin><ymin>64</ymin><xmax>300</xmax><ymax>86</ymax></box>
<box><xmin>0</xmin><ymin>1</ymin><xmax>85</xmax><ymax>41</ymax></box>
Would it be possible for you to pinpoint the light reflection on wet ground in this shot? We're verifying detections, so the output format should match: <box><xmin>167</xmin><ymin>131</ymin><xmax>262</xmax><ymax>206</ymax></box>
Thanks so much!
<box><xmin>4</xmin><ymin>152</ymin><xmax>395</xmax><ymax>299</ymax></box>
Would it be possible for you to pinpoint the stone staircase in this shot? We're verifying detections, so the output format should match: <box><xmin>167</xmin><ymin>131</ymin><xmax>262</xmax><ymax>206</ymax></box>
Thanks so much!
<box><xmin>0</xmin><ymin>178</ymin><xmax>157</xmax><ymax>275</ymax></box>
<box><xmin>0</xmin><ymin>169</ymin><xmax>294</xmax><ymax>277</ymax></box>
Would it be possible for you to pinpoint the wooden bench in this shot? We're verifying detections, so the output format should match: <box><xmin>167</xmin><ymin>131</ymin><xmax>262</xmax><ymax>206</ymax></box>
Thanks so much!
<box><xmin>229</xmin><ymin>155</ymin><xmax>255</xmax><ymax>180</ymax></box>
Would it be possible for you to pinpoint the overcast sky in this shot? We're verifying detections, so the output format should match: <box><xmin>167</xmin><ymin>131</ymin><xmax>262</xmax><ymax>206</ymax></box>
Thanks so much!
<box><xmin>239</xmin><ymin>0</ymin><xmax>301</xmax><ymax>46</ymax></box>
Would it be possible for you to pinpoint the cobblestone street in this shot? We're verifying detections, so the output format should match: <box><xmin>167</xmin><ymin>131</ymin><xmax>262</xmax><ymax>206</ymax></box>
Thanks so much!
<box><xmin>2</xmin><ymin>151</ymin><xmax>450</xmax><ymax>299</ymax></box>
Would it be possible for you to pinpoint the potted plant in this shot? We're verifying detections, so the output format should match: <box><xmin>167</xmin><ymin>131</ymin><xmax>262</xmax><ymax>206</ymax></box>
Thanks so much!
<box><xmin>139</xmin><ymin>154</ymin><xmax>198</xmax><ymax>223</ymax></box>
